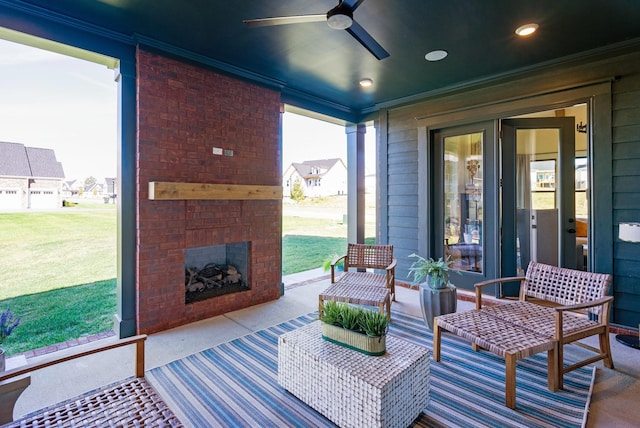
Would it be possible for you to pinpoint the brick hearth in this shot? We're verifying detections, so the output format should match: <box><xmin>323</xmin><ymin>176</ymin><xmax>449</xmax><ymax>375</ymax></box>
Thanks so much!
<box><xmin>136</xmin><ymin>48</ymin><xmax>282</xmax><ymax>334</ymax></box>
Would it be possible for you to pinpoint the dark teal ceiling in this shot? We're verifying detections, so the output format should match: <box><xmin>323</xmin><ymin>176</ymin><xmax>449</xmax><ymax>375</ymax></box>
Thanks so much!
<box><xmin>3</xmin><ymin>0</ymin><xmax>640</xmax><ymax>121</ymax></box>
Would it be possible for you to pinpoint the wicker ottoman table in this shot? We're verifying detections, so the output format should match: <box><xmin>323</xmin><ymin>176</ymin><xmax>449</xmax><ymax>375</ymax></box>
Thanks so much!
<box><xmin>433</xmin><ymin>309</ymin><xmax>557</xmax><ymax>409</ymax></box>
<box><xmin>278</xmin><ymin>321</ymin><xmax>430</xmax><ymax>428</ymax></box>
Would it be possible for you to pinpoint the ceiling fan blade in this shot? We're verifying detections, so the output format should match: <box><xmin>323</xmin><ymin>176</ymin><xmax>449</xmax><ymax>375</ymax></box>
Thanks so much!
<box><xmin>243</xmin><ymin>15</ymin><xmax>326</xmax><ymax>28</ymax></box>
<box><xmin>342</xmin><ymin>0</ymin><xmax>368</xmax><ymax>12</ymax></box>
<box><xmin>346</xmin><ymin>20</ymin><xmax>389</xmax><ymax>60</ymax></box>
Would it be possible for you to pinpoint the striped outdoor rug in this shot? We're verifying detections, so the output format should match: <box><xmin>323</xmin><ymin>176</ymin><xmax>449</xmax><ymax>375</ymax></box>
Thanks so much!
<box><xmin>147</xmin><ymin>312</ymin><xmax>595</xmax><ymax>428</ymax></box>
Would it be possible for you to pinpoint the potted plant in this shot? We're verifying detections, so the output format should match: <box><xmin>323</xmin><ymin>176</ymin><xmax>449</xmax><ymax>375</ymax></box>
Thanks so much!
<box><xmin>407</xmin><ymin>253</ymin><xmax>458</xmax><ymax>330</ymax></box>
<box><xmin>322</xmin><ymin>253</ymin><xmax>344</xmax><ymax>272</ymax></box>
<box><xmin>0</xmin><ymin>308</ymin><xmax>21</xmax><ymax>372</ymax></box>
<box><xmin>407</xmin><ymin>253</ymin><xmax>456</xmax><ymax>290</ymax></box>
<box><xmin>319</xmin><ymin>301</ymin><xmax>388</xmax><ymax>356</ymax></box>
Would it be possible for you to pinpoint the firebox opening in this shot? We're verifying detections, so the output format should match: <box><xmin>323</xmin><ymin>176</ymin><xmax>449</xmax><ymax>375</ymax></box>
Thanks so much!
<box><xmin>185</xmin><ymin>242</ymin><xmax>250</xmax><ymax>304</ymax></box>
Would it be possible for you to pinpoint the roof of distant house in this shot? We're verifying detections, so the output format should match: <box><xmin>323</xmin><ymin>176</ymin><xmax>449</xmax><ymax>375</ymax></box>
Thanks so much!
<box><xmin>0</xmin><ymin>141</ymin><xmax>65</xmax><ymax>179</ymax></box>
<box><xmin>288</xmin><ymin>158</ymin><xmax>345</xmax><ymax>178</ymax></box>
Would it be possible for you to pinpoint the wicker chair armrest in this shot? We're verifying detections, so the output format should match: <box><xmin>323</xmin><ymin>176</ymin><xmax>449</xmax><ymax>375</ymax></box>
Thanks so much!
<box><xmin>554</xmin><ymin>295</ymin><xmax>614</xmax><ymax>313</ymax></box>
<box><xmin>331</xmin><ymin>255</ymin><xmax>347</xmax><ymax>283</ymax></box>
<box><xmin>385</xmin><ymin>258</ymin><xmax>398</xmax><ymax>271</ymax></box>
<box><xmin>474</xmin><ymin>276</ymin><xmax>525</xmax><ymax>309</ymax></box>
<box><xmin>553</xmin><ymin>296</ymin><xmax>614</xmax><ymax>341</ymax></box>
<box><xmin>475</xmin><ymin>276</ymin><xmax>525</xmax><ymax>289</ymax></box>
<box><xmin>0</xmin><ymin>334</ymin><xmax>147</xmax><ymax>383</ymax></box>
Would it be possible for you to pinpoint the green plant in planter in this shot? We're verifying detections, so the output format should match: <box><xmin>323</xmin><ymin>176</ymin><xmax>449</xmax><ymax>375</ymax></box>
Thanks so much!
<box><xmin>340</xmin><ymin>305</ymin><xmax>360</xmax><ymax>331</ymax></box>
<box><xmin>407</xmin><ymin>253</ymin><xmax>459</xmax><ymax>290</ymax></box>
<box><xmin>319</xmin><ymin>301</ymin><xmax>388</xmax><ymax>337</ymax></box>
<box><xmin>358</xmin><ymin>309</ymin><xmax>389</xmax><ymax>338</ymax></box>
<box><xmin>322</xmin><ymin>254</ymin><xmax>344</xmax><ymax>272</ymax></box>
<box><xmin>0</xmin><ymin>308</ymin><xmax>21</xmax><ymax>346</ymax></box>
<box><xmin>0</xmin><ymin>308</ymin><xmax>21</xmax><ymax>371</ymax></box>
<box><xmin>320</xmin><ymin>300</ymin><xmax>343</xmax><ymax>325</ymax></box>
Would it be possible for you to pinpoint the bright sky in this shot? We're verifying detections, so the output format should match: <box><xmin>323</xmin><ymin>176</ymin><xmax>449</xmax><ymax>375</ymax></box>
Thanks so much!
<box><xmin>0</xmin><ymin>38</ymin><xmax>117</xmax><ymax>181</ymax></box>
<box><xmin>283</xmin><ymin>112</ymin><xmax>376</xmax><ymax>174</ymax></box>
<box><xmin>0</xmin><ymin>39</ymin><xmax>375</xmax><ymax>181</ymax></box>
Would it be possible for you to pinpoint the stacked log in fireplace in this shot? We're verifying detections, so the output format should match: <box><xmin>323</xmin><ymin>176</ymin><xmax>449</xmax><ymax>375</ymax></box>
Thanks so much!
<box><xmin>185</xmin><ymin>263</ymin><xmax>247</xmax><ymax>304</ymax></box>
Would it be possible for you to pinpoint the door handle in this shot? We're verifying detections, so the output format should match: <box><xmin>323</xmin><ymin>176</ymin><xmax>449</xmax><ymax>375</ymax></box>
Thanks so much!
<box><xmin>567</xmin><ymin>228</ymin><xmax>576</xmax><ymax>233</ymax></box>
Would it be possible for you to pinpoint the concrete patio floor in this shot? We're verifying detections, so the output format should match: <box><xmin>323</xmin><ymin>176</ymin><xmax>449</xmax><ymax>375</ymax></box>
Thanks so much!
<box><xmin>10</xmin><ymin>271</ymin><xmax>640</xmax><ymax>427</ymax></box>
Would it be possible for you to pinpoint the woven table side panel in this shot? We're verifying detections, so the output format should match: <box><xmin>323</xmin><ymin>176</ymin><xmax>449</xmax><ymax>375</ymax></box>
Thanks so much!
<box><xmin>320</xmin><ymin>282</ymin><xmax>389</xmax><ymax>307</ymax></box>
<box><xmin>8</xmin><ymin>377</ymin><xmax>183</xmax><ymax>428</ymax></box>
<box><xmin>436</xmin><ymin>310</ymin><xmax>555</xmax><ymax>359</ymax></box>
<box><xmin>523</xmin><ymin>262</ymin><xmax>611</xmax><ymax>315</ymax></box>
<box><xmin>346</xmin><ymin>244</ymin><xmax>393</xmax><ymax>270</ymax></box>
<box><xmin>482</xmin><ymin>301</ymin><xmax>599</xmax><ymax>338</ymax></box>
<box><xmin>278</xmin><ymin>322</ymin><xmax>429</xmax><ymax>428</ymax></box>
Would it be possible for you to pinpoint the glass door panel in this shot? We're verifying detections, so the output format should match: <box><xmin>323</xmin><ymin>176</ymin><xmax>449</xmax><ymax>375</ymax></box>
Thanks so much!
<box><xmin>433</xmin><ymin>121</ymin><xmax>497</xmax><ymax>291</ymax></box>
<box><xmin>443</xmin><ymin>133</ymin><xmax>483</xmax><ymax>273</ymax></box>
<box><xmin>515</xmin><ymin>129</ymin><xmax>561</xmax><ymax>274</ymax></box>
<box><xmin>502</xmin><ymin>117</ymin><xmax>576</xmax><ymax>296</ymax></box>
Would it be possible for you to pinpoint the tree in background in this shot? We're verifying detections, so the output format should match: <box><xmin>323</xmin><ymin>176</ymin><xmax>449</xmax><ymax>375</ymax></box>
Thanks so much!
<box><xmin>290</xmin><ymin>179</ymin><xmax>305</xmax><ymax>201</ymax></box>
<box><xmin>84</xmin><ymin>176</ymin><xmax>97</xmax><ymax>187</ymax></box>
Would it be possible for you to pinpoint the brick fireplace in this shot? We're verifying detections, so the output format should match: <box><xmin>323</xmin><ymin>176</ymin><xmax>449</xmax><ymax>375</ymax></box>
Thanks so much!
<box><xmin>136</xmin><ymin>48</ymin><xmax>282</xmax><ymax>334</ymax></box>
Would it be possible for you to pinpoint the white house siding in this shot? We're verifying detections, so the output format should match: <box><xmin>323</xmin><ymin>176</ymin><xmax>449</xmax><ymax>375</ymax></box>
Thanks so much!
<box><xmin>318</xmin><ymin>166</ymin><xmax>346</xmax><ymax>196</ymax></box>
<box><xmin>0</xmin><ymin>188</ymin><xmax>22</xmax><ymax>210</ymax></box>
<box><xmin>0</xmin><ymin>178</ymin><xmax>62</xmax><ymax>210</ymax></box>
<box><xmin>0</xmin><ymin>177</ymin><xmax>27</xmax><ymax>210</ymax></box>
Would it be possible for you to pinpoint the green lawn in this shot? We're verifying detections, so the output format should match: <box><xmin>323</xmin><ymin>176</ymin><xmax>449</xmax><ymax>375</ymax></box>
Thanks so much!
<box><xmin>0</xmin><ymin>197</ymin><xmax>374</xmax><ymax>355</ymax></box>
<box><xmin>0</xmin><ymin>202</ymin><xmax>117</xmax><ymax>354</ymax></box>
<box><xmin>282</xmin><ymin>216</ymin><xmax>374</xmax><ymax>274</ymax></box>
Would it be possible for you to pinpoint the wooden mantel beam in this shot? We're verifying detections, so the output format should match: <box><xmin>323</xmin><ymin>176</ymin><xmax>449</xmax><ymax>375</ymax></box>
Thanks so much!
<box><xmin>148</xmin><ymin>181</ymin><xmax>282</xmax><ymax>200</ymax></box>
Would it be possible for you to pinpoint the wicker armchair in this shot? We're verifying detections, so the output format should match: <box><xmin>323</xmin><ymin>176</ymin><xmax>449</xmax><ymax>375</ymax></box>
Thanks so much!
<box><xmin>0</xmin><ymin>335</ymin><xmax>183</xmax><ymax>426</ymax></box>
<box><xmin>319</xmin><ymin>244</ymin><xmax>396</xmax><ymax>321</ymax></box>
<box><xmin>474</xmin><ymin>261</ymin><xmax>614</xmax><ymax>389</ymax></box>
<box><xmin>434</xmin><ymin>261</ymin><xmax>614</xmax><ymax>408</ymax></box>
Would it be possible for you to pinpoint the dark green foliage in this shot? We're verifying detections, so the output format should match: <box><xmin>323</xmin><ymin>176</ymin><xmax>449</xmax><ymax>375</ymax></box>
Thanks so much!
<box><xmin>320</xmin><ymin>301</ymin><xmax>388</xmax><ymax>337</ymax></box>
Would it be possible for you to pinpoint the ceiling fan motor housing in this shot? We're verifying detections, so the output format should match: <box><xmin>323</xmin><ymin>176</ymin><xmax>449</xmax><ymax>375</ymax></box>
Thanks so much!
<box><xmin>327</xmin><ymin>3</ymin><xmax>353</xmax><ymax>29</ymax></box>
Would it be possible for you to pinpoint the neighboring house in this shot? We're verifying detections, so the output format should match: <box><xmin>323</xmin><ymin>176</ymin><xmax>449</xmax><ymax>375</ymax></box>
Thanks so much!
<box><xmin>0</xmin><ymin>142</ymin><xmax>65</xmax><ymax>210</ymax></box>
<box><xmin>62</xmin><ymin>179</ymin><xmax>81</xmax><ymax>197</ymax></box>
<box><xmin>84</xmin><ymin>182</ymin><xmax>105</xmax><ymax>197</ymax></box>
<box><xmin>283</xmin><ymin>158</ymin><xmax>347</xmax><ymax>198</ymax></box>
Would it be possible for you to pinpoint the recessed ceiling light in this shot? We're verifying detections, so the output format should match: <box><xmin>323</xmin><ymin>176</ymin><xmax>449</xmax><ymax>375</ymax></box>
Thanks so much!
<box><xmin>515</xmin><ymin>23</ymin><xmax>538</xmax><ymax>37</ymax></box>
<box><xmin>359</xmin><ymin>78</ymin><xmax>373</xmax><ymax>87</ymax></box>
<box><xmin>425</xmin><ymin>50</ymin><xmax>448</xmax><ymax>62</ymax></box>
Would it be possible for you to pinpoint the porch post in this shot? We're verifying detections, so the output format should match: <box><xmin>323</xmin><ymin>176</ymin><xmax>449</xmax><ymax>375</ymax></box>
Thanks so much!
<box><xmin>114</xmin><ymin>54</ymin><xmax>138</xmax><ymax>338</ymax></box>
<box><xmin>346</xmin><ymin>124</ymin><xmax>366</xmax><ymax>244</ymax></box>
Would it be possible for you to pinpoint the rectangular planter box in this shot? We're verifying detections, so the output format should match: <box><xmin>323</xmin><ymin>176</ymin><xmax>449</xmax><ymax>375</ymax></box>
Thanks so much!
<box><xmin>321</xmin><ymin>322</ymin><xmax>386</xmax><ymax>356</ymax></box>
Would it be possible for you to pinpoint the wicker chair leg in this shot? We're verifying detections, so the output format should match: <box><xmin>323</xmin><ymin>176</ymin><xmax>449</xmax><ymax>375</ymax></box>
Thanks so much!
<box><xmin>384</xmin><ymin>294</ymin><xmax>391</xmax><ymax>322</ymax></box>
<box><xmin>600</xmin><ymin>331</ymin><xmax>614</xmax><ymax>369</ymax></box>
<box><xmin>318</xmin><ymin>296</ymin><xmax>325</xmax><ymax>319</ymax></box>
<box><xmin>547</xmin><ymin>346</ymin><xmax>558</xmax><ymax>391</ymax></box>
<box><xmin>505</xmin><ymin>353</ymin><xmax>517</xmax><ymax>409</ymax></box>
<box><xmin>557</xmin><ymin>344</ymin><xmax>565</xmax><ymax>390</ymax></box>
<box><xmin>433</xmin><ymin>319</ymin><xmax>442</xmax><ymax>362</ymax></box>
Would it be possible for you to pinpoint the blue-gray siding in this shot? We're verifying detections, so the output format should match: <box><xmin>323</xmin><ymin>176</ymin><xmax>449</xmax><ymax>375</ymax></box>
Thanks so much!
<box><xmin>382</xmin><ymin>49</ymin><xmax>640</xmax><ymax>330</ymax></box>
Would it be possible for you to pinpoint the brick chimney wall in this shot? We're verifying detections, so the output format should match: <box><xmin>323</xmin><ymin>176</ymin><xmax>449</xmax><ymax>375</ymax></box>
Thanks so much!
<box><xmin>136</xmin><ymin>48</ymin><xmax>282</xmax><ymax>334</ymax></box>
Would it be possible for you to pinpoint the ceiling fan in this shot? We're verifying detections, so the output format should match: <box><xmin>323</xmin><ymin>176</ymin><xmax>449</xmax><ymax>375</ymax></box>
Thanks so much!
<box><xmin>243</xmin><ymin>0</ymin><xmax>389</xmax><ymax>60</ymax></box>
